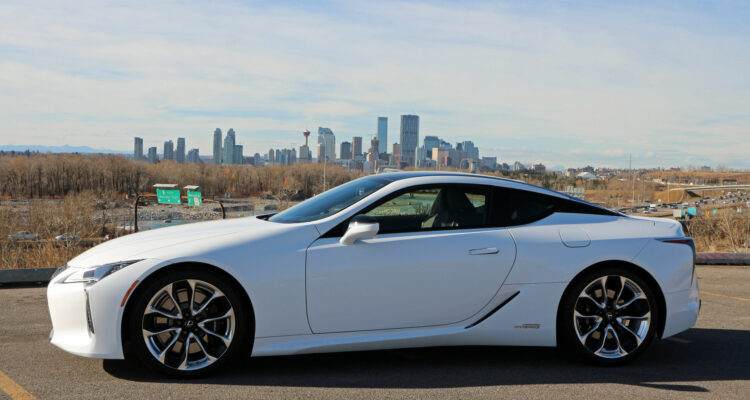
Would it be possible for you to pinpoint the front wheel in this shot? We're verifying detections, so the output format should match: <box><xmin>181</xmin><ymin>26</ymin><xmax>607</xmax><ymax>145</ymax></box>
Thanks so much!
<box><xmin>560</xmin><ymin>268</ymin><xmax>659</xmax><ymax>365</ymax></box>
<box><xmin>127</xmin><ymin>268</ymin><xmax>251</xmax><ymax>378</ymax></box>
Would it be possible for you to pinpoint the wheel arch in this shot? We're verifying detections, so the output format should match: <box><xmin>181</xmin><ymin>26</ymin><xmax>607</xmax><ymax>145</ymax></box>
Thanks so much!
<box><xmin>555</xmin><ymin>260</ymin><xmax>667</xmax><ymax>345</ymax></box>
<box><xmin>120</xmin><ymin>261</ymin><xmax>255</xmax><ymax>356</ymax></box>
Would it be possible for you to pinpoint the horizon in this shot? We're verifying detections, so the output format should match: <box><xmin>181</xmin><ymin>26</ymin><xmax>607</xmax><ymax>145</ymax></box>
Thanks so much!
<box><xmin>1</xmin><ymin>1</ymin><xmax>749</xmax><ymax>168</ymax></box>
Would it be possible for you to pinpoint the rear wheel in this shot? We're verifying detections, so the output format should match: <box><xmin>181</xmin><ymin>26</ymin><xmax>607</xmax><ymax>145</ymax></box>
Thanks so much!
<box><xmin>127</xmin><ymin>268</ymin><xmax>251</xmax><ymax>377</ymax></box>
<box><xmin>561</xmin><ymin>268</ymin><xmax>659</xmax><ymax>365</ymax></box>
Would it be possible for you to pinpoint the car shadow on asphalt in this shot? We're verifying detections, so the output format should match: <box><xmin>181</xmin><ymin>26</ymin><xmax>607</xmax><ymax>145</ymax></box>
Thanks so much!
<box><xmin>103</xmin><ymin>328</ymin><xmax>750</xmax><ymax>392</ymax></box>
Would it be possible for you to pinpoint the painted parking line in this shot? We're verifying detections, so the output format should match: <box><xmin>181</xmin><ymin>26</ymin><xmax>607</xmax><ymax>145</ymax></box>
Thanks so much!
<box><xmin>701</xmin><ymin>290</ymin><xmax>750</xmax><ymax>302</ymax></box>
<box><xmin>0</xmin><ymin>370</ymin><xmax>34</xmax><ymax>400</ymax></box>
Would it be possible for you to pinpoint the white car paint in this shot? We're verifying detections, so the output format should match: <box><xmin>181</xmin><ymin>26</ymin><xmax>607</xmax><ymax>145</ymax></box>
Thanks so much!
<box><xmin>47</xmin><ymin>172</ymin><xmax>699</xmax><ymax>362</ymax></box>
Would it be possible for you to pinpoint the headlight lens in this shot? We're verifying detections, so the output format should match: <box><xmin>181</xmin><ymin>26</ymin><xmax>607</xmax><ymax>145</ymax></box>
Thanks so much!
<box><xmin>63</xmin><ymin>260</ymin><xmax>143</xmax><ymax>285</ymax></box>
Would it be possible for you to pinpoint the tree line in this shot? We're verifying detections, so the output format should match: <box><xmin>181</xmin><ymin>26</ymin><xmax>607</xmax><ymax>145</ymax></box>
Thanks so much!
<box><xmin>0</xmin><ymin>153</ymin><xmax>361</xmax><ymax>199</ymax></box>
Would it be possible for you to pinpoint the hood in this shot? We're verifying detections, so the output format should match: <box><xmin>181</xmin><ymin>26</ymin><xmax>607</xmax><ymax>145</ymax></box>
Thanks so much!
<box><xmin>68</xmin><ymin>217</ymin><xmax>278</xmax><ymax>268</ymax></box>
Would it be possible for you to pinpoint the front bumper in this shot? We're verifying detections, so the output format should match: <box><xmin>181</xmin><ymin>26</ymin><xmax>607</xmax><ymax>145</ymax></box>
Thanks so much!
<box><xmin>47</xmin><ymin>259</ymin><xmax>163</xmax><ymax>359</ymax></box>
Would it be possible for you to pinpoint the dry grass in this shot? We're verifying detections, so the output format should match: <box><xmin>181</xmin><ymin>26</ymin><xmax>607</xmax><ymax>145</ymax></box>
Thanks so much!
<box><xmin>686</xmin><ymin>211</ymin><xmax>750</xmax><ymax>253</ymax></box>
<box><xmin>0</xmin><ymin>192</ymin><xmax>121</xmax><ymax>269</ymax></box>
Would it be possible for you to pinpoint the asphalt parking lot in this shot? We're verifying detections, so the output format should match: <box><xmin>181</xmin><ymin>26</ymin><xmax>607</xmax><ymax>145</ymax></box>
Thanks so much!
<box><xmin>1</xmin><ymin>265</ymin><xmax>749</xmax><ymax>399</ymax></box>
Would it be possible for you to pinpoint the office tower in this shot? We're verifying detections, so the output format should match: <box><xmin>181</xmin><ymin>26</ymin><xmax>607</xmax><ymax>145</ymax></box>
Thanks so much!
<box><xmin>134</xmin><ymin>137</ymin><xmax>143</xmax><ymax>161</ymax></box>
<box><xmin>340</xmin><ymin>141</ymin><xmax>352</xmax><ymax>160</ymax></box>
<box><xmin>253</xmin><ymin>153</ymin><xmax>261</xmax><ymax>166</ymax></box>
<box><xmin>369</xmin><ymin>137</ymin><xmax>379</xmax><ymax>161</ymax></box>
<box><xmin>187</xmin><ymin>148</ymin><xmax>199</xmax><ymax>163</ymax></box>
<box><xmin>147</xmin><ymin>147</ymin><xmax>158</xmax><ymax>163</ymax></box>
<box><xmin>234</xmin><ymin>145</ymin><xmax>243</xmax><ymax>164</ymax></box>
<box><xmin>223</xmin><ymin>129</ymin><xmax>236</xmax><ymax>164</ymax></box>
<box><xmin>176</xmin><ymin>137</ymin><xmax>185</xmax><ymax>163</ymax></box>
<box><xmin>268</xmin><ymin>148</ymin><xmax>275</xmax><ymax>164</ymax></box>
<box><xmin>423</xmin><ymin>136</ymin><xmax>440</xmax><ymax>157</ymax></box>
<box><xmin>392</xmin><ymin>143</ymin><xmax>401</xmax><ymax>166</ymax></box>
<box><xmin>213</xmin><ymin>128</ymin><xmax>222</xmax><ymax>164</ymax></box>
<box><xmin>415</xmin><ymin>146</ymin><xmax>427</xmax><ymax>166</ymax></box>
<box><xmin>352</xmin><ymin>136</ymin><xmax>362</xmax><ymax>158</ymax></box>
<box><xmin>317</xmin><ymin>127</ymin><xmax>336</xmax><ymax>161</ymax></box>
<box><xmin>163</xmin><ymin>140</ymin><xmax>174</xmax><ymax>161</ymax></box>
<box><xmin>460</xmin><ymin>140</ymin><xmax>478</xmax><ymax>160</ymax></box>
<box><xmin>377</xmin><ymin>117</ymin><xmax>387</xmax><ymax>154</ymax></box>
<box><xmin>399</xmin><ymin>114</ymin><xmax>419</xmax><ymax>166</ymax></box>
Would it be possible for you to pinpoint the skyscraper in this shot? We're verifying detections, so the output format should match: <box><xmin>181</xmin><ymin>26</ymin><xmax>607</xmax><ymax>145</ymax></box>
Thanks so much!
<box><xmin>223</xmin><ymin>130</ymin><xmax>235</xmax><ymax>165</ymax></box>
<box><xmin>176</xmin><ymin>137</ymin><xmax>185</xmax><ymax>163</ymax></box>
<box><xmin>423</xmin><ymin>136</ymin><xmax>440</xmax><ymax>157</ymax></box>
<box><xmin>213</xmin><ymin>128</ymin><xmax>222</xmax><ymax>164</ymax></box>
<box><xmin>400</xmin><ymin>114</ymin><xmax>419</xmax><ymax>166</ymax></box>
<box><xmin>317</xmin><ymin>127</ymin><xmax>336</xmax><ymax>161</ymax></box>
<box><xmin>352</xmin><ymin>136</ymin><xmax>362</xmax><ymax>159</ymax></box>
<box><xmin>377</xmin><ymin>117</ymin><xmax>387</xmax><ymax>154</ymax></box>
<box><xmin>233</xmin><ymin>144</ymin><xmax>243</xmax><ymax>164</ymax></box>
<box><xmin>147</xmin><ymin>147</ymin><xmax>158</xmax><ymax>163</ymax></box>
<box><xmin>187</xmin><ymin>148</ymin><xmax>199</xmax><ymax>163</ymax></box>
<box><xmin>163</xmin><ymin>140</ymin><xmax>174</xmax><ymax>161</ymax></box>
<box><xmin>134</xmin><ymin>137</ymin><xmax>143</xmax><ymax>161</ymax></box>
<box><xmin>340</xmin><ymin>141</ymin><xmax>352</xmax><ymax>160</ymax></box>
<box><xmin>460</xmin><ymin>140</ymin><xmax>478</xmax><ymax>160</ymax></box>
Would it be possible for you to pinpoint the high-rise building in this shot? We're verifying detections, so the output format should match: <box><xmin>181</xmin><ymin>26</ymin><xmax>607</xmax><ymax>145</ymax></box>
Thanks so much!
<box><xmin>163</xmin><ymin>140</ymin><xmax>174</xmax><ymax>161</ymax></box>
<box><xmin>268</xmin><ymin>148</ymin><xmax>275</xmax><ymax>164</ymax></box>
<box><xmin>176</xmin><ymin>137</ymin><xmax>186</xmax><ymax>163</ymax></box>
<box><xmin>377</xmin><ymin>117</ymin><xmax>387</xmax><ymax>154</ymax></box>
<box><xmin>415</xmin><ymin>146</ymin><xmax>427</xmax><ymax>167</ymax></box>
<box><xmin>460</xmin><ymin>140</ymin><xmax>478</xmax><ymax>160</ymax></box>
<box><xmin>317</xmin><ymin>127</ymin><xmax>335</xmax><ymax>161</ymax></box>
<box><xmin>134</xmin><ymin>137</ymin><xmax>143</xmax><ymax>161</ymax></box>
<box><xmin>147</xmin><ymin>147</ymin><xmax>158</xmax><ymax>163</ymax></box>
<box><xmin>423</xmin><ymin>136</ymin><xmax>440</xmax><ymax>157</ymax></box>
<box><xmin>340</xmin><ymin>141</ymin><xmax>352</xmax><ymax>160</ymax></box>
<box><xmin>352</xmin><ymin>136</ymin><xmax>362</xmax><ymax>158</ymax></box>
<box><xmin>392</xmin><ymin>143</ymin><xmax>401</xmax><ymax>166</ymax></box>
<box><xmin>187</xmin><ymin>148</ymin><xmax>200</xmax><ymax>163</ymax></box>
<box><xmin>234</xmin><ymin>145</ymin><xmax>243</xmax><ymax>164</ymax></box>
<box><xmin>399</xmin><ymin>114</ymin><xmax>419</xmax><ymax>166</ymax></box>
<box><xmin>223</xmin><ymin>129</ymin><xmax>236</xmax><ymax>164</ymax></box>
<box><xmin>213</xmin><ymin>128</ymin><xmax>222</xmax><ymax>164</ymax></box>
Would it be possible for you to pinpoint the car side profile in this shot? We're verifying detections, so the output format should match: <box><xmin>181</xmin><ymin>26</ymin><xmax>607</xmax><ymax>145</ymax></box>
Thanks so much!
<box><xmin>47</xmin><ymin>172</ymin><xmax>700</xmax><ymax>377</ymax></box>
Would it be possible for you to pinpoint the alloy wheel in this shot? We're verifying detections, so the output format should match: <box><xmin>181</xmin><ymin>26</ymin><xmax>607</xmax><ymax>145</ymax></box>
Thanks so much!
<box><xmin>573</xmin><ymin>275</ymin><xmax>652</xmax><ymax>359</ymax></box>
<box><xmin>141</xmin><ymin>279</ymin><xmax>235</xmax><ymax>371</ymax></box>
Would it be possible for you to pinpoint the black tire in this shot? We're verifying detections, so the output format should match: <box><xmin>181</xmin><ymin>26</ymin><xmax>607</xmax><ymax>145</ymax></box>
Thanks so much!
<box><xmin>559</xmin><ymin>267</ymin><xmax>659</xmax><ymax>365</ymax></box>
<box><xmin>126</xmin><ymin>267</ymin><xmax>252</xmax><ymax>378</ymax></box>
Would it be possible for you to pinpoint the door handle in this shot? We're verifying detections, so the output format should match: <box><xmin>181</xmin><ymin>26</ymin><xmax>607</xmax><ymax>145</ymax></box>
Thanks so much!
<box><xmin>468</xmin><ymin>247</ymin><xmax>499</xmax><ymax>255</ymax></box>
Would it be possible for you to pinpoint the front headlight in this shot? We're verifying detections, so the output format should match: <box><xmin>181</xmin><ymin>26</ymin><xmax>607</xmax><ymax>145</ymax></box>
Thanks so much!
<box><xmin>63</xmin><ymin>260</ymin><xmax>143</xmax><ymax>286</ymax></box>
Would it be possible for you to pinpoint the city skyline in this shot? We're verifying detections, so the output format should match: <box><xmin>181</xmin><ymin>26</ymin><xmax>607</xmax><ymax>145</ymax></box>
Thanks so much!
<box><xmin>1</xmin><ymin>1</ymin><xmax>749</xmax><ymax>168</ymax></box>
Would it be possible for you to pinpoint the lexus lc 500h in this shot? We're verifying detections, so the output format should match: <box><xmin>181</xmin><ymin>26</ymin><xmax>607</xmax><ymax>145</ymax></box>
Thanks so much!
<box><xmin>47</xmin><ymin>172</ymin><xmax>700</xmax><ymax>377</ymax></box>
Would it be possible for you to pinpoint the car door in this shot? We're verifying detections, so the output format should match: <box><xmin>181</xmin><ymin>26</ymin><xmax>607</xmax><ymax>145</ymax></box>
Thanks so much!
<box><xmin>305</xmin><ymin>184</ymin><xmax>517</xmax><ymax>333</ymax></box>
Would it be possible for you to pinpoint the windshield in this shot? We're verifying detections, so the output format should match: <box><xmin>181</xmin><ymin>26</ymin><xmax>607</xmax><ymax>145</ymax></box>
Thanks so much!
<box><xmin>269</xmin><ymin>176</ymin><xmax>392</xmax><ymax>223</ymax></box>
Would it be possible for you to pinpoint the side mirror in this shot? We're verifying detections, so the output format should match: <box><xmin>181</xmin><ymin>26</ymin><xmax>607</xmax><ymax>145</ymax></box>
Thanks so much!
<box><xmin>340</xmin><ymin>215</ymin><xmax>379</xmax><ymax>245</ymax></box>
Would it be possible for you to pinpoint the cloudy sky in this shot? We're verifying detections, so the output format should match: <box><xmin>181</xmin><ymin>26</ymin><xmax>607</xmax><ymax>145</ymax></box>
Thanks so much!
<box><xmin>1</xmin><ymin>0</ymin><xmax>749</xmax><ymax>168</ymax></box>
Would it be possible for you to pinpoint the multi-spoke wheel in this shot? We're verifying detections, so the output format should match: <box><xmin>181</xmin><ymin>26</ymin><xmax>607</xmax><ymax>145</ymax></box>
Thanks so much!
<box><xmin>127</xmin><ymin>268</ymin><xmax>251</xmax><ymax>377</ymax></box>
<box><xmin>561</xmin><ymin>268</ymin><xmax>659</xmax><ymax>365</ymax></box>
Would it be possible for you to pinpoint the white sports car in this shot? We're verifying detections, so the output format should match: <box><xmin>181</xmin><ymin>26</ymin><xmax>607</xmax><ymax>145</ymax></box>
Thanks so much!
<box><xmin>47</xmin><ymin>172</ymin><xmax>700</xmax><ymax>377</ymax></box>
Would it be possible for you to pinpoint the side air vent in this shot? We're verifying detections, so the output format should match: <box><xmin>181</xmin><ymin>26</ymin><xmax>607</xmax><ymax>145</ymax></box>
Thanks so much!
<box><xmin>465</xmin><ymin>291</ymin><xmax>520</xmax><ymax>329</ymax></box>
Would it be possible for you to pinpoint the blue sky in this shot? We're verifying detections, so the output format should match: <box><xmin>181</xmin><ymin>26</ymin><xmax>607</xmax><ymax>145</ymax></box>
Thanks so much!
<box><xmin>1</xmin><ymin>0</ymin><xmax>749</xmax><ymax>168</ymax></box>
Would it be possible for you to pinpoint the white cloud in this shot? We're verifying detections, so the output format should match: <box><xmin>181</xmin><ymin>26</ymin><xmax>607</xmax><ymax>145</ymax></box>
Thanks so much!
<box><xmin>0</xmin><ymin>0</ymin><xmax>748</xmax><ymax>167</ymax></box>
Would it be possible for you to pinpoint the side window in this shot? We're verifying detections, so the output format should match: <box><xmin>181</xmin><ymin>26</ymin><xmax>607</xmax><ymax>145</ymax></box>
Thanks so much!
<box><xmin>363</xmin><ymin>185</ymin><xmax>489</xmax><ymax>234</ymax></box>
<box><xmin>492</xmin><ymin>188</ymin><xmax>556</xmax><ymax>226</ymax></box>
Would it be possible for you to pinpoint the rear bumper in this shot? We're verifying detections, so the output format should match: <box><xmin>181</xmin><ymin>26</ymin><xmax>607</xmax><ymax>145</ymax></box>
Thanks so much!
<box><xmin>662</xmin><ymin>268</ymin><xmax>700</xmax><ymax>338</ymax></box>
